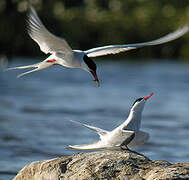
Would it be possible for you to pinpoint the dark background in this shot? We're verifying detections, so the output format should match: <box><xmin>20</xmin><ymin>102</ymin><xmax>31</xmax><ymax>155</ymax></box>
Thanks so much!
<box><xmin>0</xmin><ymin>0</ymin><xmax>189</xmax><ymax>60</ymax></box>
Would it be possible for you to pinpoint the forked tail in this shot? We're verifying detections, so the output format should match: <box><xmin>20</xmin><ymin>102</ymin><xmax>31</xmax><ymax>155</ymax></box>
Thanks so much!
<box><xmin>6</xmin><ymin>59</ymin><xmax>54</xmax><ymax>78</ymax></box>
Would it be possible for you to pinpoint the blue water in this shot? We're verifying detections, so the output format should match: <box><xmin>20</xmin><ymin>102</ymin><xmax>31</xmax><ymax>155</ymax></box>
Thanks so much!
<box><xmin>0</xmin><ymin>59</ymin><xmax>189</xmax><ymax>179</ymax></box>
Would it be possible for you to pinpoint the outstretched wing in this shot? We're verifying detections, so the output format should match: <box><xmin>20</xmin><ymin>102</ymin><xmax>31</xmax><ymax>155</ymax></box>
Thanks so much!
<box><xmin>68</xmin><ymin>130</ymin><xmax>135</xmax><ymax>150</ymax></box>
<box><xmin>70</xmin><ymin>120</ymin><xmax>108</xmax><ymax>139</ymax></box>
<box><xmin>28</xmin><ymin>6</ymin><xmax>73</xmax><ymax>55</ymax></box>
<box><xmin>85</xmin><ymin>26</ymin><xmax>189</xmax><ymax>58</ymax></box>
<box><xmin>68</xmin><ymin>141</ymin><xmax>104</xmax><ymax>150</ymax></box>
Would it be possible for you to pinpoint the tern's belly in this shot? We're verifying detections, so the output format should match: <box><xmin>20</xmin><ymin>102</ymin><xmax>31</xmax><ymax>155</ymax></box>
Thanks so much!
<box><xmin>56</xmin><ymin>55</ymin><xmax>81</xmax><ymax>69</ymax></box>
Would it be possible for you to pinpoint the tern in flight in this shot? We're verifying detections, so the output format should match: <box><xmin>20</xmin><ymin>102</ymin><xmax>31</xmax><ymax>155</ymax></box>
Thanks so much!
<box><xmin>68</xmin><ymin>93</ymin><xmax>153</xmax><ymax>150</ymax></box>
<box><xmin>7</xmin><ymin>6</ymin><xmax>189</xmax><ymax>86</ymax></box>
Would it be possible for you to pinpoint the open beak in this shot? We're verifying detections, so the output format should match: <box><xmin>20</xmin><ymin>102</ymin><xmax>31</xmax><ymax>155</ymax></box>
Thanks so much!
<box><xmin>143</xmin><ymin>92</ymin><xmax>154</xmax><ymax>101</ymax></box>
<box><xmin>90</xmin><ymin>70</ymin><xmax>100</xmax><ymax>87</ymax></box>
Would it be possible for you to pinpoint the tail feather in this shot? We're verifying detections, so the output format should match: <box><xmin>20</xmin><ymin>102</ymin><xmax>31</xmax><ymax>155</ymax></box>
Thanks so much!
<box><xmin>6</xmin><ymin>63</ymin><xmax>39</xmax><ymax>71</ymax></box>
<box><xmin>6</xmin><ymin>60</ymin><xmax>53</xmax><ymax>78</ymax></box>
<box><xmin>16</xmin><ymin>68</ymin><xmax>42</xmax><ymax>78</ymax></box>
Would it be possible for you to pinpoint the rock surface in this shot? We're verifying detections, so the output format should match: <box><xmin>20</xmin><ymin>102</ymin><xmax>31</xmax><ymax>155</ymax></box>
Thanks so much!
<box><xmin>14</xmin><ymin>150</ymin><xmax>189</xmax><ymax>180</ymax></box>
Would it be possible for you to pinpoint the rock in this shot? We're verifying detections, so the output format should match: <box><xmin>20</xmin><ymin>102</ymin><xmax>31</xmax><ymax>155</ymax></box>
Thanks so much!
<box><xmin>14</xmin><ymin>150</ymin><xmax>189</xmax><ymax>180</ymax></box>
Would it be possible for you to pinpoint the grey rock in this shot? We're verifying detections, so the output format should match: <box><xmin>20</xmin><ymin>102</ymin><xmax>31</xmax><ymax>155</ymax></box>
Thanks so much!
<box><xmin>13</xmin><ymin>150</ymin><xmax>189</xmax><ymax>180</ymax></box>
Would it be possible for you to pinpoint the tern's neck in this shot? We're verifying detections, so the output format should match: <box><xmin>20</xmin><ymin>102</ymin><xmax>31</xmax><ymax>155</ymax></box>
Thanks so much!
<box><xmin>121</xmin><ymin>109</ymin><xmax>142</xmax><ymax>131</ymax></box>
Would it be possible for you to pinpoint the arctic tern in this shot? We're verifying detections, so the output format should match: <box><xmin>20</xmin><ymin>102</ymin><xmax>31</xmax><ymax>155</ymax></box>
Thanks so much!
<box><xmin>68</xmin><ymin>93</ymin><xmax>153</xmax><ymax>150</ymax></box>
<box><xmin>7</xmin><ymin>6</ymin><xmax>189</xmax><ymax>86</ymax></box>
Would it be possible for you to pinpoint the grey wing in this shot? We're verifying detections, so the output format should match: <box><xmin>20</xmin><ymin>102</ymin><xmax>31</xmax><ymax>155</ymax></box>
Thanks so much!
<box><xmin>70</xmin><ymin>120</ymin><xmax>108</xmax><ymax>138</ymax></box>
<box><xmin>112</xmin><ymin>130</ymin><xmax>135</xmax><ymax>147</ymax></box>
<box><xmin>120</xmin><ymin>130</ymin><xmax>135</xmax><ymax>146</ymax></box>
<box><xmin>128</xmin><ymin>131</ymin><xmax>149</xmax><ymax>148</ymax></box>
<box><xmin>85</xmin><ymin>26</ymin><xmax>189</xmax><ymax>58</ymax></box>
<box><xmin>28</xmin><ymin>6</ymin><xmax>73</xmax><ymax>54</ymax></box>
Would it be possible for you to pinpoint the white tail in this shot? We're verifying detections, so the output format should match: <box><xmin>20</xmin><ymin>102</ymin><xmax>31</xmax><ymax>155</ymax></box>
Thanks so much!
<box><xmin>6</xmin><ymin>58</ymin><xmax>55</xmax><ymax>78</ymax></box>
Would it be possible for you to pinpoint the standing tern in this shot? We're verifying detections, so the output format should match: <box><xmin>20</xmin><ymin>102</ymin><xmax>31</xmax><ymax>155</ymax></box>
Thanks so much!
<box><xmin>68</xmin><ymin>93</ymin><xmax>153</xmax><ymax>150</ymax></box>
<box><xmin>7</xmin><ymin>6</ymin><xmax>189</xmax><ymax>86</ymax></box>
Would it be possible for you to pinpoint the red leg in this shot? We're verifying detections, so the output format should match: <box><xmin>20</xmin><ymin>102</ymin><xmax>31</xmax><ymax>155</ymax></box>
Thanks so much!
<box><xmin>47</xmin><ymin>59</ymin><xmax>56</xmax><ymax>63</ymax></box>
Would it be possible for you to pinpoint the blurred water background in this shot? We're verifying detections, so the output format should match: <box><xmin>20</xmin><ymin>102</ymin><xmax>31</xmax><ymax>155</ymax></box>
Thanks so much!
<box><xmin>1</xmin><ymin>1</ymin><xmax>189</xmax><ymax>179</ymax></box>
<box><xmin>0</xmin><ymin>59</ymin><xmax>189</xmax><ymax>179</ymax></box>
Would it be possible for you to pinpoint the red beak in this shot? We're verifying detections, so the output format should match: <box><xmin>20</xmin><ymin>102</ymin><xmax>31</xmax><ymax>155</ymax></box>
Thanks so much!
<box><xmin>90</xmin><ymin>70</ymin><xmax>100</xmax><ymax>87</ymax></box>
<box><xmin>143</xmin><ymin>92</ymin><xmax>154</xmax><ymax>100</ymax></box>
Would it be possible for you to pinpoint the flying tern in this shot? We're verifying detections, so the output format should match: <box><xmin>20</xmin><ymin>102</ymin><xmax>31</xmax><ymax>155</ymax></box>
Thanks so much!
<box><xmin>7</xmin><ymin>6</ymin><xmax>189</xmax><ymax>86</ymax></box>
<box><xmin>68</xmin><ymin>93</ymin><xmax>153</xmax><ymax>150</ymax></box>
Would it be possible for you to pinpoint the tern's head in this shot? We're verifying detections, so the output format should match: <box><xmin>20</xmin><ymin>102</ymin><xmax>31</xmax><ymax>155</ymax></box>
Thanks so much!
<box><xmin>131</xmin><ymin>93</ymin><xmax>154</xmax><ymax>113</ymax></box>
<box><xmin>83</xmin><ymin>55</ymin><xmax>100</xmax><ymax>87</ymax></box>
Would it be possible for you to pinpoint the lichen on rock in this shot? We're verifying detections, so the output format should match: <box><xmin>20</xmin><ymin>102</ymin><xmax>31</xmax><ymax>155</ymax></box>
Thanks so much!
<box><xmin>13</xmin><ymin>150</ymin><xmax>189</xmax><ymax>180</ymax></box>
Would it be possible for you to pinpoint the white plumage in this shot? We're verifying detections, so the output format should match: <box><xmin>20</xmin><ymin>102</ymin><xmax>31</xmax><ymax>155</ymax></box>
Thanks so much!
<box><xmin>7</xmin><ymin>6</ymin><xmax>189</xmax><ymax>86</ymax></box>
<box><xmin>68</xmin><ymin>93</ymin><xmax>153</xmax><ymax>150</ymax></box>
<box><xmin>84</xmin><ymin>26</ymin><xmax>189</xmax><ymax>57</ymax></box>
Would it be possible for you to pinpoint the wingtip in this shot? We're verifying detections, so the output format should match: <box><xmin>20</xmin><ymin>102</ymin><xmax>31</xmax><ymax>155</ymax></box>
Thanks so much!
<box><xmin>67</xmin><ymin>145</ymin><xmax>80</xmax><ymax>150</ymax></box>
<box><xmin>65</xmin><ymin>145</ymin><xmax>73</xmax><ymax>150</ymax></box>
<box><xmin>182</xmin><ymin>25</ymin><xmax>189</xmax><ymax>31</ymax></box>
<box><xmin>27</xmin><ymin>3</ymin><xmax>39</xmax><ymax>21</ymax></box>
<box><xmin>70</xmin><ymin>119</ymin><xmax>80</xmax><ymax>124</ymax></box>
<box><xmin>27</xmin><ymin>2</ymin><xmax>34</xmax><ymax>11</ymax></box>
<box><xmin>173</xmin><ymin>25</ymin><xmax>189</xmax><ymax>37</ymax></box>
<box><xmin>16</xmin><ymin>74</ymin><xmax>23</xmax><ymax>79</ymax></box>
<box><xmin>176</xmin><ymin>25</ymin><xmax>189</xmax><ymax>35</ymax></box>
<box><xmin>4</xmin><ymin>68</ymin><xmax>11</xmax><ymax>72</ymax></box>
